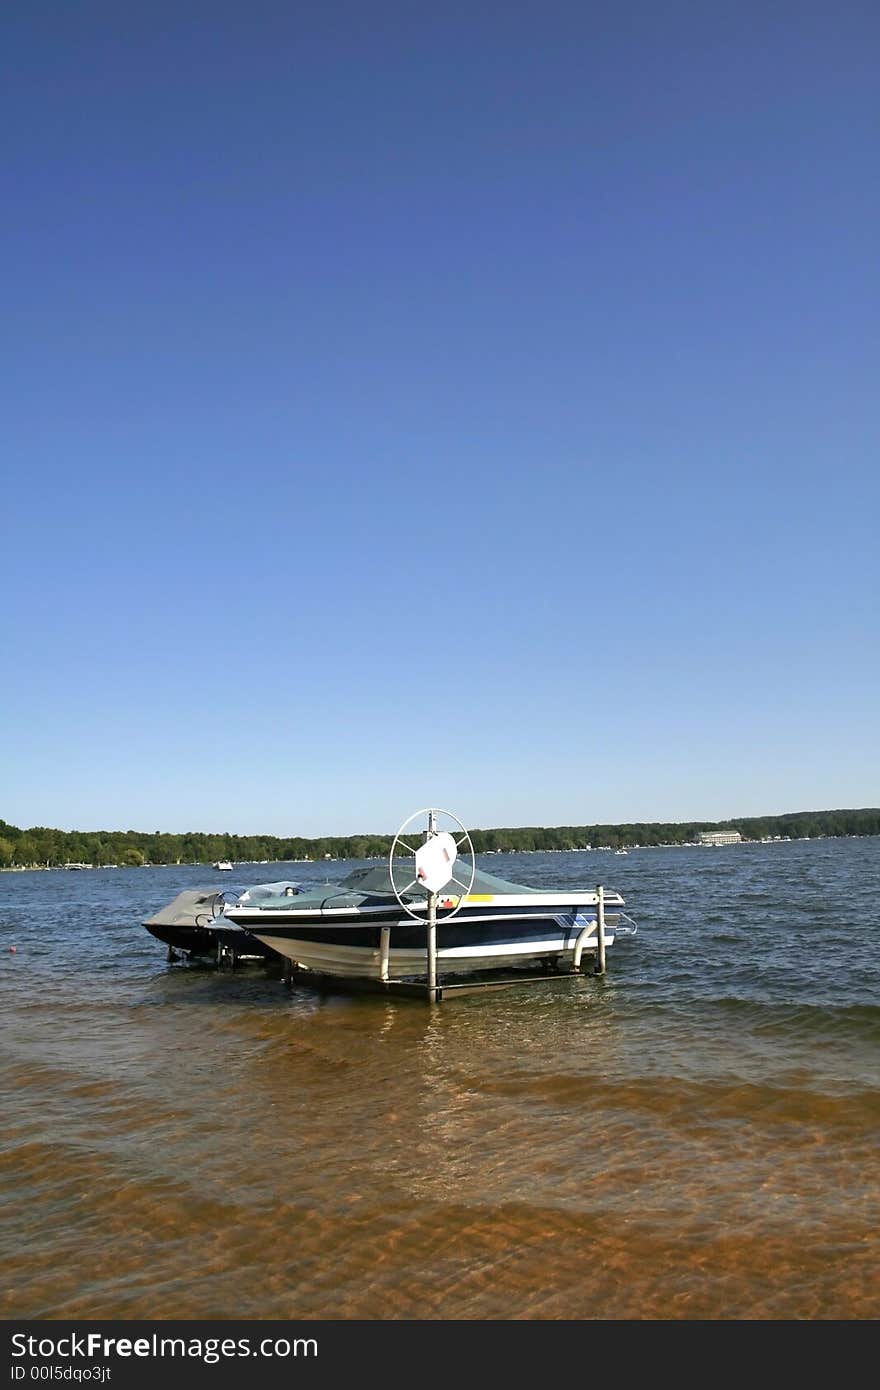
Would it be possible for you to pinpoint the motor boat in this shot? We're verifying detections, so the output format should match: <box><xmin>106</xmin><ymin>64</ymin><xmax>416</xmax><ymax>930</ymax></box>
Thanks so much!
<box><xmin>221</xmin><ymin>863</ymin><xmax>633</xmax><ymax>984</ymax></box>
<box><xmin>142</xmin><ymin>886</ymin><xmax>279</xmax><ymax>963</ymax></box>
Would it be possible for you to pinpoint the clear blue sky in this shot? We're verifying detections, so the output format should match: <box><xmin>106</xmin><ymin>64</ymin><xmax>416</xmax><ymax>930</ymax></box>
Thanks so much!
<box><xmin>3</xmin><ymin>1</ymin><xmax>877</xmax><ymax>836</ymax></box>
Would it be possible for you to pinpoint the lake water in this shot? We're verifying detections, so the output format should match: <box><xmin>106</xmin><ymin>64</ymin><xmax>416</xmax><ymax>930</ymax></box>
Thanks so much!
<box><xmin>1</xmin><ymin>838</ymin><xmax>878</xmax><ymax>1320</ymax></box>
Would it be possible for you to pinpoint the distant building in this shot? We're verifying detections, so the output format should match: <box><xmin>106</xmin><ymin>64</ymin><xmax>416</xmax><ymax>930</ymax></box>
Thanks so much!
<box><xmin>698</xmin><ymin>830</ymin><xmax>742</xmax><ymax>846</ymax></box>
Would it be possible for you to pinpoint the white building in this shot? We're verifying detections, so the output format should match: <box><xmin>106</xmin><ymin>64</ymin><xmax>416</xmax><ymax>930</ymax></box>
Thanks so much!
<box><xmin>698</xmin><ymin>830</ymin><xmax>742</xmax><ymax>846</ymax></box>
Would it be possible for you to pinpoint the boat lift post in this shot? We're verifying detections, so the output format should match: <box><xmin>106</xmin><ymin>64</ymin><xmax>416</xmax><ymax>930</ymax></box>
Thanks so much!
<box><xmin>595</xmin><ymin>884</ymin><xmax>606</xmax><ymax>976</ymax></box>
<box><xmin>571</xmin><ymin>885</ymin><xmax>607</xmax><ymax>975</ymax></box>
<box><xmin>426</xmin><ymin>890</ymin><xmax>439</xmax><ymax>1001</ymax></box>
<box><xmin>425</xmin><ymin>810</ymin><xmax>439</xmax><ymax>1001</ymax></box>
<box><xmin>391</xmin><ymin>808</ymin><xmax>463</xmax><ymax>1003</ymax></box>
<box><xmin>379</xmin><ymin>926</ymin><xmax>391</xmax><ymax>982</ymax></box>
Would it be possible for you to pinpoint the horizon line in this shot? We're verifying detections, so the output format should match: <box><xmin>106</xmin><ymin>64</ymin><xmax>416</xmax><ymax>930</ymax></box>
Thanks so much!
<box><xmin>2</xmin><ymin>806</ymin><xmax>878</xmax><ymax>839</ymax></box>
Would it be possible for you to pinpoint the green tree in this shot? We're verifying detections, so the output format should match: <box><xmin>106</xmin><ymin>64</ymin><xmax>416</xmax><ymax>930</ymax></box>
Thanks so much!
<box><xmin>13</xmin><ymin>836</ymin><xmax>38</xmax><ymax>866</ymax></box>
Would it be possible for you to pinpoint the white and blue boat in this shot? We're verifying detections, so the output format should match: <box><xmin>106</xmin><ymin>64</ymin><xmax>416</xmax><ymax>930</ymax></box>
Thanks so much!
<box><xmin>222</xmin><ymin>863</ymin><xmax>629</xmax><ymax>983</ymax></box>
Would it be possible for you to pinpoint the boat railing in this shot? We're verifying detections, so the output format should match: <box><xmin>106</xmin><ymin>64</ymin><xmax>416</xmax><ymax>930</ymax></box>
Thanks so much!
<box><xmin>615</xmin><ymin>912</ymin><xmax>639</xmax><ymax>936</ymax></box>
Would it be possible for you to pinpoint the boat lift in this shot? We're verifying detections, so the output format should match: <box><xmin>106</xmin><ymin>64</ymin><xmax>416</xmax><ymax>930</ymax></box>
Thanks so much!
<box><xmin>281</xmin><ymin>807</ymin><xmax>621</xmax><ymax>1003</ymax></box>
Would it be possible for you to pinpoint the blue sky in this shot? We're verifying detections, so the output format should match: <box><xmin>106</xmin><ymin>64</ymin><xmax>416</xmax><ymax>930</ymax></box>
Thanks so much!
<box><xmin>3</xmin><ymin>1</ymin><xmax>878</xmax><ymax>836</ymax></box>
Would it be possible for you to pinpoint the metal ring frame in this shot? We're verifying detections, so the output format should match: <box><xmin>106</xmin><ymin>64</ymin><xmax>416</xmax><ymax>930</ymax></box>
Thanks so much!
<box><xmin>389</xmin><ymin>807</ymin><xmax>476</xmax><ymax>922</ymax></box>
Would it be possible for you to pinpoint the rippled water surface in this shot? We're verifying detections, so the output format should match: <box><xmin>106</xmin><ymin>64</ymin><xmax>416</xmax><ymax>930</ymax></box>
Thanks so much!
<box><xmin>1</xmin><ymin>839</ymin><xmax>878</xmax><ymax>1320</ymax></box>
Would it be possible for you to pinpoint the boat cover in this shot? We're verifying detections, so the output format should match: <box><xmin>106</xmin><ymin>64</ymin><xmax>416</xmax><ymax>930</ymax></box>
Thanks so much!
<box><xmin>234</xmin><ymin>863</ymin><xmax>542</xmax><ymax>911</ymax></box>
<box><xmin>143</xmin><ymin>888</ymin><xmax>227</xmax><ymax>928</ymax></box>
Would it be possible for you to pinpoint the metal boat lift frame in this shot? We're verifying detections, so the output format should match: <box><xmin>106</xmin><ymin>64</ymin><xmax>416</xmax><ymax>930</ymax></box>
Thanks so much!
<box><xmin>280</xmin><ymin>884</ymin><xmax>611</xmax><ymax>1003</ymax></box>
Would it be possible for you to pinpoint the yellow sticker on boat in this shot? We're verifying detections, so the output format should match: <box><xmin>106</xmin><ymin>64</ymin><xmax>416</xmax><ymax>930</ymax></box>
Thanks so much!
<box><xmin>465</xmin><ymin>894</ymin><xmax>494</xmax><ymax>903</ymax></box>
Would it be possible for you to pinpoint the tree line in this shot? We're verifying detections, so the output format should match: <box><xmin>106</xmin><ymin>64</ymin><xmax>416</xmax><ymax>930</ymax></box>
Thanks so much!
<box><xmin>0</xmin><ymin>808</ymin><xmax>878</xmax><ymax>868</ymax></box>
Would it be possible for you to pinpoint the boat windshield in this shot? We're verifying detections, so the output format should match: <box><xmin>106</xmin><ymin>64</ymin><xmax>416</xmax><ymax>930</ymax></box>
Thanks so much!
<box><xmin>233</xmin><ymin>864</ymin><xmax>546</xmax><ymax>911</ymax></box>
<box><xmin>235</xmin><ymin>881</ymin><xmax>303</xmax><ymax>905</ymax></box>
<box><xmin>340</xmin><ymin>865</ymin><xmax>427</xmax><ymax>898</ymax></box>
<box><xmin>339</xmin><ymin>863</ymin><xmax>541</xmax><ymax>896</ymax></box>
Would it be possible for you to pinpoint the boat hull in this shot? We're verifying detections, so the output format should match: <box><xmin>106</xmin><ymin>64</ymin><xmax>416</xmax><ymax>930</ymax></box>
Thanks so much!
<box><xmin>144</xmin><ymin>920</ymin><xmax>218</xmax><ymax>957</ymax></box>
<box><xmin>229</xmin><ymin>907</ymin><xmax>618</xmax><ymax>980</ymax></box>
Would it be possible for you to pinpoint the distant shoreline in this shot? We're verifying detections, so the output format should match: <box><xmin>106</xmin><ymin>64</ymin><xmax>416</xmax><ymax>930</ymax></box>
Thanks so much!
<box><xmin>1</xmin><ymin>808</ymin><xmax>878</xmax><ymax>871</ymax></box>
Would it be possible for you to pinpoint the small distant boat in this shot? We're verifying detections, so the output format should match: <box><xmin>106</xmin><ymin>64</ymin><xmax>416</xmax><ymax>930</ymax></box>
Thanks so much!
<box><xmin>212</xmin><ymin>860</ymin><xmax>234</xmax><ymax>871</ymax></box>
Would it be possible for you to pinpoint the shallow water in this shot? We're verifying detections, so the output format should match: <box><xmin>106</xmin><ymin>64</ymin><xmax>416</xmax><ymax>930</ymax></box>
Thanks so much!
<box><xmin>1</xmin><ymin>839</ymin><xmax>878</xmax><ymax>1319</ymax></box>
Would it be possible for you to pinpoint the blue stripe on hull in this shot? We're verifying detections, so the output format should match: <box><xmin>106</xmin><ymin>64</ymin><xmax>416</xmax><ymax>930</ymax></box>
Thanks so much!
<box><xmin>238</xmin><ymin>913</ymin><xmax>600</xmax><ymax>952</ymax></box>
